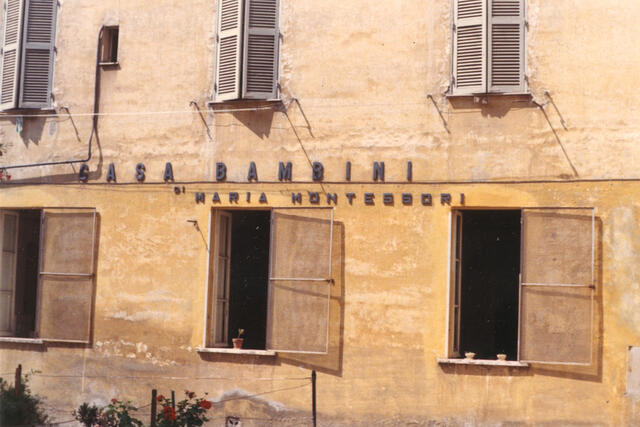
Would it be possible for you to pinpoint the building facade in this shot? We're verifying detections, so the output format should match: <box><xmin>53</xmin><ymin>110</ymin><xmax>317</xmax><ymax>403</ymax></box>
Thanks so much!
<box><xmin>1</xmin><ymin>0</ymin><xmax>640</xmax><ymax>425</ymax></box>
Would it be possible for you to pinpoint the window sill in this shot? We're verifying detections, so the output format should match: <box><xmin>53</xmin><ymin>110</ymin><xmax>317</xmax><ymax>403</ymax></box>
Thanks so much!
<box><xmin>196</xmin><ymin>347</ymin><xmax>276</xmax><ymax>356</ymax></box>
<box><xmin>206</xmin><ymin>99</ymin><xmax>284</xmax><ymax>112</ymax></box>
<box><xmin>0</xmin><ymin>337</ymin><xmax>45</xmax><ymax>345</ymax></box>
<box><xmin>437</xmin><ymin>357</ymin><xmax>529</xmax><ymax>368</ymax></box>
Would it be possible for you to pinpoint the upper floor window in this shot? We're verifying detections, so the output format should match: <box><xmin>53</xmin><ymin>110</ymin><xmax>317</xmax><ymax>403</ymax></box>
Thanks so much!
<box><xmin>0</xmin><ymin>0</ymin><xmax>58</xmax><ymax>111</ymax></box>
<box><xmin>451</xmin><ymin>0</ymin><xmax>526</xmax><ymax>96</ymax></box>
<box><xmin>213</xmin><ymin>0</ymin><xmax>280</xmax><ymax>102</ymax></box>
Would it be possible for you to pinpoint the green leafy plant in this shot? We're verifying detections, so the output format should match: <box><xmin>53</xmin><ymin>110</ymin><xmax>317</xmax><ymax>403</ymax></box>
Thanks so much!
<box><xmin>74</xmin><ymin>399</ymin><xmax>143</xmax><ymax>427</ymax></box>
<box><xmin>156</xmin><ymin>391</ymin><xmax>212</xmax><ymax>427</ymax></box>
<box><xmin>0</xmin><ymin>372</ymin><xmax>49</xmax><ymax>426</ymax></box>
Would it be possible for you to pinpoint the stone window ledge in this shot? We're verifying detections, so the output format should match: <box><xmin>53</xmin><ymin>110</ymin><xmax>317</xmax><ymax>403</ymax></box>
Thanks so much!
<box><xmin>0</xmin><ymin>337</ymin><xmax>44</xmax><ymax>345</ymax></box>
<box><xmin>437</xmin><ymin>357</ymin><xmax>529</xmax><ymax>368</ymax></box>
<box><xmin>196</xmin><ymin>347</ymin><xmax>276</xmax><ymax>356</ymax></box>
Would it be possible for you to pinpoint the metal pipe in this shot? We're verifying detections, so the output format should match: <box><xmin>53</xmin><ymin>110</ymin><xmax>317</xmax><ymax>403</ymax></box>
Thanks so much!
<box><xmin>1</xmin><ymin>25</ymin><xmax>105</xmax><ymax>170</ymax></box>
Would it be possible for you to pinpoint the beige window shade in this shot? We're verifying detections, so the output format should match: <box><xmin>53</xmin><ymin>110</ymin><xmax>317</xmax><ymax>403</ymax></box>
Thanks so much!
<box><xmin>266</xmin><ymin>208</ymin><xmax>333</xmax><ymax>354</ymax></box>
<box><xmin>38</xmin><ymin>208</ymin><xmax>96</xmax><ymax>343</ymax></box>
<box><xmin>519</xmin><ymin>208</ymin><xmax>594</xmax><ymax>365</ymax></box>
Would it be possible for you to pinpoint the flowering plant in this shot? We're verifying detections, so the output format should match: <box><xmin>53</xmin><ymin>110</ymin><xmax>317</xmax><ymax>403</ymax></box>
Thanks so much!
<box><xmin>156</xmin><ymin>391</ymin><xmax>212</xmax><ymax>427</ymax></box>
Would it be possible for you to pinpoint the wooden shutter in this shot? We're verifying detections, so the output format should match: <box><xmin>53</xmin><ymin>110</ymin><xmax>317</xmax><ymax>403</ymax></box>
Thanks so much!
<box><xmin>38</xmin><ymin>208</ymin><xmax>96</xmax><ymax>343</ymax></box>
<box><xmin>267</xmin><ymin>208</ymin><xmax>333</xmax><ymax>354</ymax></box>
<box><xmin>0</xmin><ymin>211</ymin><xmax>18</xmax><ymax>335</ymax></box>
<box><xmin>0</xmin><ymin>0</ymin><xmax>24</xmax><ymax>110</ymax></box>
<box><xmin>452</xmin><ymin>0</ymin><xmax>486</xmax><ymax>95</ymax></box>
<box><xmin>214</xmin><ymin>0</ymin><xmax>244</xmax><ymax>101</ymax></box>
<box><xmin>242</xmin><ymin>0</ymin><xmax>279</xmax><ymax>99</ymax></box>
<box><xmin>19</xmin><ymin>0</ymin><xmax>56</xmax><ymax>108</ymax></box>
<box><xmin>211</xmin><ymin>211</ymin><xmax>232</xmax><ymax>347</ymax></box>
<box><xmin>519</xmin><ymin>208</ymin><xmax>594</xmax><ymax>365</ymax></box>
<box><xmin>488</xmin><ymin>0</ymin><xmax>525</xmax><ymax>93</ymax></box>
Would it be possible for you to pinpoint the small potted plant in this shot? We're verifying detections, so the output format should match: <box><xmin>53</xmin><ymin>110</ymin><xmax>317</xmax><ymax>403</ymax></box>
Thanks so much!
<box><xmin>232</xmin><ymin>329</ymin><xmax>244</xmax><ymax>349</ymax></box>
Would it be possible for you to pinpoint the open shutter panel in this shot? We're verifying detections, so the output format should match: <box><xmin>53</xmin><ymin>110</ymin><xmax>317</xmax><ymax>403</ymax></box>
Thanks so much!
<box><xmin>214</xmin><ymin>0</ymin><xmax>243</xmax><ymax>101</ymax></box>
<box><xmin>38</xmin><ymin>209</ymin><xmax>96</xmax><ymax>343</ymax></box>
<box><xmin>452</xmin><ymin>0</ymin><xmax>486</xmax><ymax>95</ymax></box>
<box><xmin>488</xmin><ymin>0</ymin><xmax>525</xmax><ymax>93</ymax></box>
<box><xmin>19</xmin><ymin>0</ymin><xmax>56</xmax><ymax>108</ymax></box>
<box><xmin>0</xmin><ymin>0</ymin><xmax>24</xmax><ymax>110</ymax></box>
<box><xmin>519</xmin><ymin>208</ymin><xmax>594</xmax><ymax>365</ymax></box>
<box><xmin>242</xmin><ymin>0</ymin><xmax>279</xmax><ymax>99</ymax></box>
<box><xmin>267</xmin><ymin>208</ymin><xmax>333</xmax><ymax>354</ymax></box>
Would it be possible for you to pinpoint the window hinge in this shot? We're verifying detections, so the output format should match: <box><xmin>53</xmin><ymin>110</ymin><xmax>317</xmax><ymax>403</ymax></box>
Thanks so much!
<box><xmin>452</xmin><ymin>77</ymin><xmax>456</xmax><ymax>86</ymax></box>
<box><xmin>216</xmin><ymin>34</ymin><xmax>219</xmax><ymax>43</ymax></box>
<box><xmin>452</xmin><ymin>23</ymin><xmax>457</xmax><ymax>32</ymax></box>
<box><xmin>524</xmin><ymin>20</ymin><xmax>529</xmax><ymax>29</ymax></box>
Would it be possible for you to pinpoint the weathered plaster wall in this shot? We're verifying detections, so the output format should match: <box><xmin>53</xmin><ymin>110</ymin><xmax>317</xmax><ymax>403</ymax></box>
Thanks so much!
<box><xmin>1</xmin><ymin>0</ymin><xmax>640</xmax><ymax>425</ymax></box>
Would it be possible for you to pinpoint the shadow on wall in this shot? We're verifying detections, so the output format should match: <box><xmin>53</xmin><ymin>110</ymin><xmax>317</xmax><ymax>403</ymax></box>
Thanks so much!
<box><xmin>279</xmin><ymin>220</ymin><xmax>345</xmax><ymax>377</ymax></box>
<box><xmin>447</xmin><ymin>94</ymin><xmax>534</xmax><ymax>119</ymax></box>
<box><xmin>233</xmin><ymin>109</ymin><xmax>276</xmax><ymax>139</ymax></box>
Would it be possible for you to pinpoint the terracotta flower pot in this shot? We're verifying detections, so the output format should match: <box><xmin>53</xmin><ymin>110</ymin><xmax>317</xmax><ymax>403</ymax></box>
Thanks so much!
<box><xmin>464</xmin><ymin>352</ymin><xmax>476</xmax><ymax>360</ymax></box>
<box><xmin>497</xmin><ymin>353</ymin><xmax>507</xmax><ymax>361</ymax></box>
<box><xmin>232</xmin><ymin>338</ymin><xmax>244</xmax><ymax>349</ymax></box>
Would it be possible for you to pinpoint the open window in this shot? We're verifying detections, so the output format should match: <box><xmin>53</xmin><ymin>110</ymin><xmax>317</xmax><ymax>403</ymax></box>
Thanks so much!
<box><xmin>205</xmin><ymin>208</ymin><xmax>333</xmax><ymax>354</ymax></box>
<box><xmin>447</xmin><ymin>208</ymin><xmax>595</xmax><ymax>365</ymax></box>
<box><xmin>99</xmin><ymin>26</ymin><xmax>119</xmax><ymax>65</ymax></box>
<box><xmin>0</xmin><ymin>208</ymin><xmax>96</xmax><ymax>343</ymax></box>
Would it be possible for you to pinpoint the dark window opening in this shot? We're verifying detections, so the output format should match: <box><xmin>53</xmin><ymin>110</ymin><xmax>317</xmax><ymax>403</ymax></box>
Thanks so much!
<box><xmin>227</xmin><ymin>211</ymin><xmax>270</xmax><ymax>350</ymax></box>
<box><xmin>13</xmin><ymin>210</ymin><xmax>40</xmax><ymax>338</ymax></box>
<box><xmin>1</xmin><ymin>209</ymin><xmax>40</xmax><ymax>338</ymax></box>
<box><xmin>100</xmin><ymin>26</ymin><xmax>119</xmax><ymax>65</ymax></box>
<box><xmin>459</xmin><ymin>210</ymin><xmax>521</xmax><ymax>360</ymax></box>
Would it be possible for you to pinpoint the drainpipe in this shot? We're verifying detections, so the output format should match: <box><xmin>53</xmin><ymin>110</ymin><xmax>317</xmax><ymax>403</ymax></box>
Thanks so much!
<box><xmin>1</xmin><ymin>25</ymin><xmax>104</xmax><ymax>170</ymax></box>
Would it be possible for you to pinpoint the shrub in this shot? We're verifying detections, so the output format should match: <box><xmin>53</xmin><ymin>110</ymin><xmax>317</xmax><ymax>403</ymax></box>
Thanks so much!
<box><xmin>0</xmin><ymin>372</ymin><xmax>49</xmax><ymax>426</ymax></box>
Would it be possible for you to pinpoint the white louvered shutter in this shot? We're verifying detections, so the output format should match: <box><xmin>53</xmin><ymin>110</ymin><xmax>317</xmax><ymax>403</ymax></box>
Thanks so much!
<box><xmin>214</xmin><ymin>0</ymin><xmax>244</xmax><ymax>101</ymax></box>
<box><xmin>242</xmin><ymin>0</ymin><xmax>279</xmax><ymax>99</ymax></box>
<box><xmin>452</xmin><ymin>0</ymin><xmax>486</xmax><ymax>95</ymax></box>
<box><xmin>19</xmin><ymin>0</ymin><xmax>56</xmax><ymax>109</ymax></box>
<box><xmin>0</xmin><ymin>0</ymin><xmax>24</xmax><ymax>110</ymax></box>
<box><xmin>488</xmin><ymin>0</ymin><xmax>525</xmax><ymax>93</ymax></box>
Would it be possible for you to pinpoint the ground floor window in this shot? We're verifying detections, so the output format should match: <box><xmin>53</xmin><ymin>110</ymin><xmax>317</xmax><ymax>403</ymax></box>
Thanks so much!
<box><xmin>0</xmin><ymin>208</ymin><xmax>96</xmax><ymax>343</ymax></box>
<box><xmin>448</xmin><ymin>208</ymin><xmax>595</xmax><ymax>365</ymax></box>
<box><xmin>206</xmin><ymin>208</ymin><xmax>334</xmax><ymax>354</ymax></box>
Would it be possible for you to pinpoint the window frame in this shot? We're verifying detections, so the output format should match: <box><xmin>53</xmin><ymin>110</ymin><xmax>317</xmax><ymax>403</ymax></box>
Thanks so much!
<box><xmin>203</xmin><ymin>206</ymin><xmax>334</xmax><ymax>354</ymax></box>
<box><xmin>211</xmin><ymin>0</ymin><xmax>281</xmax><ymax>103</ymax></box>
<box><xmin>0</xmin><ymin>207</ymin><xmax>97</xmax><ymax>344</ymax></box>
<box><xmin>0</xmin><ymin>0</ymin><xmax>59</xmax><ymax>111</ymax></box>
<box><xmin>449</xmin><ymin>0</ymin><xmax>528</xmax><ymax>96</ymax></box>
<box><xmin>445</xmin><ymin>207</ymin><xmax>595</xmax><ymax>366</ymax></box>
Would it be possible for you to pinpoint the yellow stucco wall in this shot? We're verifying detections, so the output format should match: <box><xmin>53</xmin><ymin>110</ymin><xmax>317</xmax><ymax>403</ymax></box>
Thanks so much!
<box><xmin>1</xmin><ymin>0</ymin><xmax>640</xmax><ymax>425</ymax></box>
